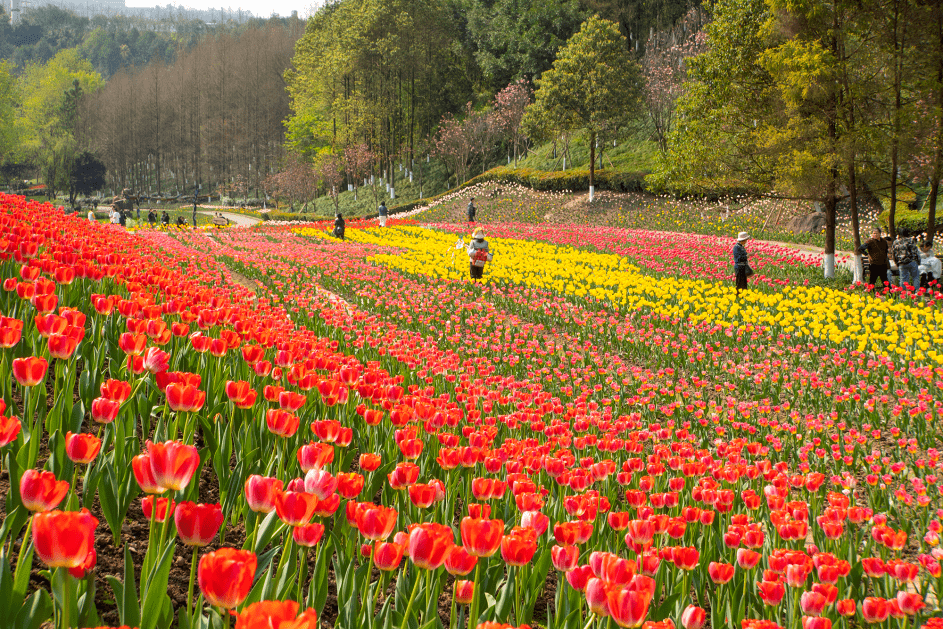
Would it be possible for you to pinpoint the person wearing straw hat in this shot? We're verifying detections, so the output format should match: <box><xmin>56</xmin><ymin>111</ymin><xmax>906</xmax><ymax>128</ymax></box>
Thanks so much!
<box><xmin>732</xmin><ymin>231</ymin><xmax>753</xmax><ymax>294</ymax></box>
<box><xmin>467</xmin><ymin>227</ymin><xmax>492</xmax><ymax>280</ymax></box>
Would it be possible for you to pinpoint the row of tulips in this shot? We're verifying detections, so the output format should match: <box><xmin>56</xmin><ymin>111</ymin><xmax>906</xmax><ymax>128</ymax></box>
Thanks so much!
<box><xmin>0</xmin><ymin>192</ymin><xmax>938</xmax><ymax>629</ymax></box>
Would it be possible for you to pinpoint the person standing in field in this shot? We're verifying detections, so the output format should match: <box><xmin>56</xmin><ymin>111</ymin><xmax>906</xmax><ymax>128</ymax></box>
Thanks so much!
<box><xmin>892</xmin><ymin>228</ymin><xmax>921</xmax><ymax>289</ymax></box>
<box><xmin>732</xmin><ymin>231</ymin><xmax>752</xmax><ymax>295</ymax></box>
<box><xmin>858</xmin><ymin>227</ymin><xmax>890</xmax><ymax>287</ymax></box>
<box><xmin>378</xmin><ymin>201</ymin><xmax>389</xmax><ymax>227</ymax></box>
<box><xmin>467</xmin><ymin>227</ymin><xmax>491</xmax><ymax>280</ymax></box>
<box><xmin>467</xmin><ymin>198</ymin><xmax>477</xmax><ymax>223</ymax></box>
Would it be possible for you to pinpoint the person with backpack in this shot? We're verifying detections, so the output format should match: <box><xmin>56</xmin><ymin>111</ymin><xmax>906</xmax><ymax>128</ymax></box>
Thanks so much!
<box><xmin>334</xmin><ymin>213</ymin><xmax>346</xmax><ymax>240</ymax></box>
<box><xmin>892</xmin><ymin>228</ymin><xmax>921</xmax><ymax>289</ymax></box>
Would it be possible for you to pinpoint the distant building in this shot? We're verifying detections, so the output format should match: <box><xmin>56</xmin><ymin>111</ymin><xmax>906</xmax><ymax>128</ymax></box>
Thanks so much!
<box><xmin>9</xmin><ymin>0</ymin><xmax>128</xmax><ymax>23</ymax></box>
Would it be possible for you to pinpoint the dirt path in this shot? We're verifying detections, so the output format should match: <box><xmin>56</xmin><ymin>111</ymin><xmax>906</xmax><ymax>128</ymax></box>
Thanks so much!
<box><xmin>198</xmin><ymin>210</ymin><xmax>261</xmax><ymax>226</ymax></box>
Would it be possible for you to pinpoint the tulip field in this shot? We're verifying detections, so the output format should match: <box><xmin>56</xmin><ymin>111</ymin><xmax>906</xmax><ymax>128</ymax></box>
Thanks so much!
<box><xmin>1</xmin><ymin>193</ymin><xmax>943</xmax><ymax>629</ymax></box>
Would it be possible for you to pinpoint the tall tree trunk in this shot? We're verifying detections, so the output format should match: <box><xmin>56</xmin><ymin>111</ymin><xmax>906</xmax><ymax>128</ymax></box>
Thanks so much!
<box><xmin>888</xmin><ymin>0</ymin><xmax>903</xmax><ymax>239</ymax></box>
<box><xmin>588</xmin><ymin>130</ymin><xmax>596</xmax><ymax>202</ymax></box>
<box><xmin>928</xmin><ymin>5</ymin><xmax>943</xmax><ymax>246</ymax></box>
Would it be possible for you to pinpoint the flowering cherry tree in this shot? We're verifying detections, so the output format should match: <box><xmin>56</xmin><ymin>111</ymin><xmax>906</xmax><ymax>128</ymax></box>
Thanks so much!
<box><xmin>493</xmin><ymin>79</ymin><xmax>533</xmax><ymax>166</ymax></box>
<box><xmin>642</xmin><ymin>9</ymin><xmax>708</xmax><ymax>152</ymax></box>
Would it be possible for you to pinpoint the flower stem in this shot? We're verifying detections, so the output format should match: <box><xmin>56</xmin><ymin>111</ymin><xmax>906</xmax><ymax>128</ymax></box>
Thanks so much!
<box><xmin>186</xmin><ymin>546</ymin><xmax>198</xmax><ymax>621</ymax></box>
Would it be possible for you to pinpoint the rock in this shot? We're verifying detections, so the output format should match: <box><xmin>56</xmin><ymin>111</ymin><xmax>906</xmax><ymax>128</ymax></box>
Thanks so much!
<box><xmin>788</xmin><ymin>213</ymin><xmax>827</xmax><ymax>234</ymax></box>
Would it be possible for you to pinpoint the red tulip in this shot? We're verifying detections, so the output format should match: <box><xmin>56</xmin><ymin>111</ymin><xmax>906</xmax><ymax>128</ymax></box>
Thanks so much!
<box><xmin>118</xmin><ymin>332</ymin><xmax>147</xmax><ymax>355</ymax></box>
<box><xmin>175</xmin><ymin>501</ymin><xmax>224</xmax><ymax>546</ymax></box>
<box><xmin>147</xmin><ymin>440</ymin><xmax>199</xmax><ymax>491</ymax></box>
<box><xmin>373</xmin><ymin>541</ymin><xmax>405</xmax><ymax>571</ymax></box>
<box><xmin>801</xmin><ymin>618</ymin><xmax>832</xmax><ymax>629</ymax></box>
<box><xmin>132</xmin><ymin>453</ymin><xmax>165</xmax><ymax>494</ymax></box>
<box><xmin>20</xmin><ymin>469</ymin><xmax>69</xmax><ymax>512</ymax></box>
<box><xmin>244</xmin><ymin>475</ymin><xmax>283</xmax><ymax>513</ymax></box>
<box><xmin>408</xmin><ymin>483</ymin><xmax>436</xmax><ymax>508</ymax></box>
<box><xmin>444</xmin><ymin>546</ymin><xmax>478</xmax><ymax>576</ymax></box>
<box><xmin>861</xmin><ymin>597</ymin><xmax>889</xmax><ymax>623</ymax></box>
<box><xmin>585</xmin><ymin>578</ymin><xmax>610</xmax><ymax>617</ymax></box>
<box><xmin>501</xmin><ymin>526</ymin><xmax>538</xmax><ymax>566</ymax></box>
<box><xmin>460</xmin><ymin>517</ymin><xmax>504</xmax><ymax>557</ymax></box>
<box><xmin>32</xmin><ymin>508</ymin><xmax>98</xmax><ymax>568</ymax></box>
<box><xmin>293</xmin><ymin>523</ymin><xmax>325</xmax><ymax>547</ymax></box>
<box><xmin>0</xmin><ymin>415</ymin><xmax>21</xmax><ymax>447</ymax></box>
<box><xmin>356</xmin><ymin>504</ymin><xmax>398</xmax><ymax>541</ymax></box>
<box><xmin>48</xmin><ymin>333</ymin><xmax>79</xmax><ymax>359</ymax></box>
<box><xmin>297</xmin><ymin>442</ymin><xmax>334</xmax><ymax>472</ymax></box>
<box><xmin>65</xmin><ymin>431</ymin><xmax>101</xmax><ymax>465</ymax></box>
<box><xmin>266</xmin><ymin>408</ymin><xmax>300</xmax><ymax>438</ymax></box>
<box><xmin>142</xmin><ymin>496</ymin><xmax>176</xmax><ymax>522</ymax></box>
<box><xmin>274</xmin><ymin>490</ymin><xmax>318</xmax><ymax>526</ymax></box>
<box><xmin>12</xmin><ymin>356</ymin><xmax>47</xmax><ymax>386</ymax></box>
<box><xmin>672</xmin><ymin>547</ymin><xmax>699</xmax><ymax>570</ymax></box>
<box><xmin>408</xmin><ymin>522</ymin><xmax>454</xmax><ymax>570</ymax></box>
<box><xmin>606</xmin><ymin>575</ymin><xmax>656</xmax><ymax>627</ymax></box>
<box><xmin>90</xmin><ymin>397</ymin><xmax>121</xmax><ymax>424</ymax></box>
<box><xmin>708</xmin><ymin>561</ymin><xmax>735</xmax><ymax>584</ymax></box>
<box><xmin>303</xmin><ymin>469</ymin><xmax>338</xmax><ymax>500</ymax></box>
<box><xmin>896</xmin><ymin>591</ymin><xmax>926</xmax><ymax>615</ymax></box>
<box><xmin>551</xmin><ymin>544</ymin><xmax>579</xmax><ymax>572</ymax></box>
<box><xmin>681</xmin><ymin>605</ymin><xmax>706</xmax><ymax>629</ymax></box>
<box><xmin>454</xmin><ymin>580</ymin><xmax>474</xmax><ymax>605</ymax></box>
<box><xmin>359</xmin><ymin>452</ymin><xmax>381</xmax><ymax>471</ymax></box>
<box><xmin>100</xmin><ymin>379</ymin><xmax>132</xmax><ymax>402</ymax></box>
<box><xmin>166</xmin><ymin>383</ymin><xmax>206</xmax><ymax>412</ymax></box>
<box><xmin>800</xmin><ymin>591</ymin><xmax>827</xmax><ymax>616</ymax></box>
<box><xmin>566</xmin><ymin>564</ymin><xmax>594</xmax><ymax>591</ymax></box>
<box><xmin>198</xmin><ymin>548</ymin><xmax>257</xmax><ymax>609</ymax></box>
<box><xmin>836</xmin><ymin>599</ymin><xmax>855</xmax><ymax>617</ymax></box>
<box><xmin>337</xmin><ymin>472</ymin><xmax>364</xmax><ymax>498</ymax></box>
<box><xmin>757</xmin><ymin>580</ymin><xmax>785</xmax><ymax>606</ymax></box>
<box><xmin>236</xmin><ymin>600</ymin><xmax>299</xmax><ymax>628</ymax></box>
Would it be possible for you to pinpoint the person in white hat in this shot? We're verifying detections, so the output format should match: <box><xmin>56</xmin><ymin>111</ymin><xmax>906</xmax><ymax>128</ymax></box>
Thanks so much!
<box><xmin>732</xmin><ymin>231</ymin><xmax>753</xmax><ymax>294</ymax></box>
<box><xmin>467</xmin><ymin>227</ymin><xmax>491</xmax><ymax>280</ymax></box>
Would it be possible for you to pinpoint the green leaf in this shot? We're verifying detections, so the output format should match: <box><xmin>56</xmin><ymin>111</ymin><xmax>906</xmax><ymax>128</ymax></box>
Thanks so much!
<box><xmin>140</xmin><ymin>542</ymin><xmax>175</xmax><ymax>629</ymax></box>
<box><xmin>13</xmin><ymin>589</ymin><xmax>53</xmax><ymax>629</ymax></box>
<box><xmin>0</xmin><ymin>551</ymin><xmax>15</xmax><ymax>627</ymax></box>
<box><xmin>106</xmin><ymin>547</ymin><xmax>141</xmax><ymax>629</ymax></box>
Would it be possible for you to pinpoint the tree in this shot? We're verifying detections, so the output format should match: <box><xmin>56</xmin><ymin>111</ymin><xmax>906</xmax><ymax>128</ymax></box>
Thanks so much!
<box><xmin>433</xmin><ymin>104</ymin><xmax>476</xmax><ymax>187</ymax></box>
<box><xmin>68</xmin><ymin>151</ymin><xmax>106</xmax><ymax>206</ymax></box>
<box><xmin>0</xmin><ymin>61</ymin><xmax>17</xmax><ymax>167</ymax></box>
<box><xmin>527</xmin><ymin>16</ymin><xmax>644</xmax><ymax>201</ymax></box>
<box><xmin>16</xmin><ymin>49</ymin><xmax>103</xmax><ymax>197</ymax></box>
<box><xmin>641</xmin><ymin>9</ymin><xmax>707</xmax><ymax>152</ymax></box>
<box><xmin>319</xmin><ymin>154</ymin><xmax>344</xmax><ymax>211</ymax></box>
<box><xmin>492</xmin><ymin>79</ymin><xmax>533</xmax><ymax>166</ymax></box>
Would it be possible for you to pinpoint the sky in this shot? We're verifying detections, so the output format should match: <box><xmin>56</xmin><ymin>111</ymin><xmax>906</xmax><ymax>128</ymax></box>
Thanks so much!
<box><xmin>124</xmin><ymin>0</ymin><xmax>317</xmax><ymax>19</ymax></box>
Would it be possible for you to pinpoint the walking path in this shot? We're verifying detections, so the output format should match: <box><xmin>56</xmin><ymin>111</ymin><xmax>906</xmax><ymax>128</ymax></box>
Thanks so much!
<box><xmin>197</xmin><ymin>210</ymin><xmax>261</xmax><ymax>227</ymax></box>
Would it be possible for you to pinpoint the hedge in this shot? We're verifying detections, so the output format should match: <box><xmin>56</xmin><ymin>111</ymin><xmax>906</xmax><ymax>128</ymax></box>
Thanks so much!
<box><xmin>879</xmin><ymin>208</ymin><xmax>930</xmax><ymax>233</ymax></box>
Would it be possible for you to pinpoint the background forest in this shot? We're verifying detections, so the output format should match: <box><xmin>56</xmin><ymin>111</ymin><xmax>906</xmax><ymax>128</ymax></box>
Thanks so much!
<box><xmin>1</xmin><ymin>0</ymin><xmax>942</xmax><ymax>262</ymax></box>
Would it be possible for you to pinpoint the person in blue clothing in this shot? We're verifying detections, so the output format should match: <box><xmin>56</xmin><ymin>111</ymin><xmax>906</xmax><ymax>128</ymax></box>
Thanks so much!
<box><xmin>732</xmin><ymin>231</ymin><xmax>752</xmax><ymax>295</ymax></box>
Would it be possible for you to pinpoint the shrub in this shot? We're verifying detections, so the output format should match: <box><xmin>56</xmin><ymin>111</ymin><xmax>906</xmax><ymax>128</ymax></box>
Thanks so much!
<box><xmin>879</xmin><ymin>208</ymin><xmax>928</xmax><ymax>233</ymax></box>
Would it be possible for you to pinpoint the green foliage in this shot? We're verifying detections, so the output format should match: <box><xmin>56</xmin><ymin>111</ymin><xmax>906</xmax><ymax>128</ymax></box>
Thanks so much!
<box><xmin>517</xmin><ymin>127</ymin><xmax>659</xmax><ymax>173</ymax></box>
<box><xmin>528</xmin><ymin>17</ymin><xmax>643</xmax><ymax>137</ymax></box>
<box><xmin>879</xmin><ymin>208</ymin><xmax>928</xmax><ymax>233</ymax></box>
<box><xmin>526</xmin><ymin>16</ymin><xmax>644</xmax><ymax>186</ymax></box>
<box><xmin>0</xmin><ymin>61</ymin><xmax>16</xmax><ymax>164</ymax></box>
<box><xmin>464</xmin><ymin>0</ymin><xmax>589</xmax><ymax>93</ymax></box>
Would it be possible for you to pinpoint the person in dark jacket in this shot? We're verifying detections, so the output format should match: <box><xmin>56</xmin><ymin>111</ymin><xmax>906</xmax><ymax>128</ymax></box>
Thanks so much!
<box><xmin>858</xmin><ymin>228</ymin><xmax>890</xmax><ymax>287</ymax></box>
<box><xmin>334</xmin><ymin>213</ymin><xmax>346</xmax><ymax>240</ymax></box>
<box><xmin>892</xmin><ymin>228</ymin><xmax>921</xmax><ymax>289</ymax></box>
<box><xmin>378</xmin><ymin>202</ymin><xmax>389</xmax><ymax>227</ymax></box>
<box><xmin>467</xmin><ymin>198</ymin><xmax>477</xmax><ymax>223</ymax></box>
<box><xmin>732</xmin><ymin>231</ymin><xmax>751</xmax><ymax>294</ymax></box>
